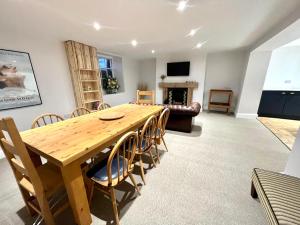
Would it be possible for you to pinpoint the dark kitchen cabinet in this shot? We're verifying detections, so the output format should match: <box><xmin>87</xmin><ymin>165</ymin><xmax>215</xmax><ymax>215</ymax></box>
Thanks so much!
<box><xmin>258</xmin><ymin>91</ymin><xmax>300</xmax><ymax>120</ymax></box>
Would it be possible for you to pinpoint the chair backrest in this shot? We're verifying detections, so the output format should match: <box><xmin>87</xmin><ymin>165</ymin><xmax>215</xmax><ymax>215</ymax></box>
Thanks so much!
<box><xmin>136</xmin><ymin>90</ymin><xmax>155</xmax><ymax>105</ymax></box>
<box><xmin>0</xmin><ymin>117</ymin><xmax>44</xmax><ymax>196</ymax></box>
<box><xmin>71</xmin><ymin>107</ymin><xmax>91</xmax><ymax>118</ymax></box>
<box><xmin>98</xmin><ymin>102</ymin><xmax>111</xmax><ymax>110</ymax></box>
<box><xmin>31</xmin><ymin>113</ymin><xmax>64</xmax><ymax>129</ymax></box>
<box><xmin>157</xmin><ymin>108</ymin><xmax>170</xmax><ymax>137</ymax></box>
<box><xmin>139</xmin><ymin>115</ymin><xmax>157</xmax><ymax>152</ymax></box>
<box><xmin>107</xmin><ymin>131</ymin><xmax>137</xmax><ymax>186</ymax></box>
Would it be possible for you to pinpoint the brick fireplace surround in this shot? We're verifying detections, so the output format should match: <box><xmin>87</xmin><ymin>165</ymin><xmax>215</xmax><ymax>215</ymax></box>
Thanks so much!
<box><xmin>159</xmin><ymin>81</ymin><xmax>198</xmax><ymax>106</ymax></box>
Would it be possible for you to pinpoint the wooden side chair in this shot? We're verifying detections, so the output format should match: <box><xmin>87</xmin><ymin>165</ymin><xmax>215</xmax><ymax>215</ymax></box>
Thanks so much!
<box><xmin>31</xmin><ymin>113</ymin><xmax>64</xmax><ymax>129</ymax></box>
<box><xmin>97</xmin><ymin>102</ymin><xmax>111</xmax><ymax>110</ymax></box>
<box><xmin>70</xmin><ymin>107</ymin><xmax>91</xmax><ymax>118</ymax></box>
<box><xmin>137</xmin><ymin>115</ymin><xmax>159</xmax><ymax>185</ymax></box>
<box><xmin>155</xmin><ymin>108</ymin><xmax>170</xmax><ymax>152</ymax></box>
<box><xmin>86</xmin><ymin>131</ymin><xmax>140</xmax><ymax>225</ymax></box>
<box><xmin>136</xmin><ymin>90</ymin><xmax>155</xmax><ymax>105</ymax></box>
<box><xmin>0</xmin><ymin>117</ymin><xmax>68</xmax><ymax>225</ymax></box>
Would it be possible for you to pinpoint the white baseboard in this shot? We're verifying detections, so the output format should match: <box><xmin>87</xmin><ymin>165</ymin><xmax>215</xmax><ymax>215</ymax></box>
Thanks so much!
<box><xmin>235</xmin><ymin>113</ymin><xmax>258</xmax><ymax>119</ymax></box>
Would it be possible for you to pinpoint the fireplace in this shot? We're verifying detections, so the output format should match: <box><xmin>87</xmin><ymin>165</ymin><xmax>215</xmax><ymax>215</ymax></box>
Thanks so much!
<box><xmin>159</xmin><ymin>81</ymin><xmax>198</xmax><ymax>106</ymax></box>
<box><xmin>164</xmin><ymin>88</ymin><xmax>188</xmax><ymax>105</ymax></box>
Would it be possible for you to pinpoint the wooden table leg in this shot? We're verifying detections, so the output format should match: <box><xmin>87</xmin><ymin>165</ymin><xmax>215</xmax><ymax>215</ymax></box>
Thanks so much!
<box><xmin>61</xmin><ymin>161</ymin><xmax>92</xmax><ymax>225</ymax></box>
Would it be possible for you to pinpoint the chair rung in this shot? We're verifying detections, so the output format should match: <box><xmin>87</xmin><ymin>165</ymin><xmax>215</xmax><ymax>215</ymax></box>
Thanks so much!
<box><xmin>19</xmin><ymin>177</ymin><xmax>36</xmax><ymax>196</ymax></box>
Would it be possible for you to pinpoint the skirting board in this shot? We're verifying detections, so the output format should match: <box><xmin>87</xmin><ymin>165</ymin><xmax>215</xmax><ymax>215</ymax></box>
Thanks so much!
<box><xmin>235</xmin><ymin>113</ymin><xmax>258</xmax><ymax>119</ymax></box>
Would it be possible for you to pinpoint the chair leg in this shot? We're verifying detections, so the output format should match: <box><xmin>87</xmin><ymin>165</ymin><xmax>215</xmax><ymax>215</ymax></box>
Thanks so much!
<box><xmin>149</xmin><ymin>151</ymin><xmax>157</xmax><ymax>168</ymax></box>
<box><xmin>129</xmin><ymin>173</ymin><xmax>141</xmax><ymax>195</ymax></box>
<box><xmin>88</xmin><ymin>182</ymin><xmax>95</xmax><ymax>206</ymax></box>
<box><xmin>251</xmin><ymin>182</ymin><xmax>258</xmax><ymax>198</ymax></box>
<box><xmin>162</xmin><ymin>136</ymin><xmax>168</xmax><ymax>152</ymax></box>
<box><xmin>139</xmin><ymin>155</ymin><xmax>146</xmax><ymax>185</ymax></box>
<box><xmin>155</xmin><ymin>142</ymin><xmax>160</xmax><ymax>164</ymax></box>
<box><xmin>110</xmin><ymin>187</ymin><xmax>120</xmax><ymax>225</ymax></box>
<box><xmin>37</xmin><ymin>195</ymin><xmax>56</xmax><ymax>225</ymax></box>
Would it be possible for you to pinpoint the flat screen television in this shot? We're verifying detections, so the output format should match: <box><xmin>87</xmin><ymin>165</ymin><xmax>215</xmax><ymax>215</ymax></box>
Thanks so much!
<box><xmin>167</xmin><ymin>61</ymin><xmax>190</xmax><ymax>76</ymax></box>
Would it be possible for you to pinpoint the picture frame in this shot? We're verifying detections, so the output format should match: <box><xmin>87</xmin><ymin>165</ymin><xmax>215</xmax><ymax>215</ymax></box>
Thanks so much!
<box><xmin>0</xmin><ymin>49</ymin><xmax>42</xmax><ymax>110</ymax></box>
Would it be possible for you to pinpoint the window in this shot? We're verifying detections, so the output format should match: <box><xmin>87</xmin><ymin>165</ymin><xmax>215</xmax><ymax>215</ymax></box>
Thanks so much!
<box><xmin>98</xmin><ymin>54</ymin><xmax>124</xmax><ymax>94</ymax></box>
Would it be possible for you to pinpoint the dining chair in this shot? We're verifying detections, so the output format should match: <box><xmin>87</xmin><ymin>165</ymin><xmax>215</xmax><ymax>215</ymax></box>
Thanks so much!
<box><xmin>0</xmin><ymin>117</ymin><xmax>68</xmax><ymax>225</ymax></box>
<box><xmin>97</xmin><ymin>102</ymin><xmax>111</xmax><ymax>110</ymax></box>
<box><xmin>155</xmin><ymin>108</ymin><xmax>170</xmax><ymax>152</ymax></box>
<box><xmin>70</xmin><ymin>107</ymin><xmax>91</xmax><ymax>118</ymax></box>
<box><xmin>31</xmin><ymin>113</ymin><xmax>64</xmax><ymax>129</ymax></box>
<box><xmin>136</xmin><ymin>90</ymin><xmax>155</xmax><ymax>105</ymax></box>
<box><xmin>86</xmin><ymin>131</ymin><xmax>140</xmax><ymax>225</ymax></box>
<box><xmin>137</xmin><ymin>115</ymin><xmax>159</xmax><ymax>185</ymax></box>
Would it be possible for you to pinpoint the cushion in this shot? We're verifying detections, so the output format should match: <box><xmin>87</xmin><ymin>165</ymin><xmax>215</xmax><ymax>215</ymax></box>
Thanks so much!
<box><xmin>252</xmin><ymin>168</ymin><xmax>300</xmax><ymax>225</ymax></box>
<box><xmin>87</xmin><ymin>156</ymin><xmax>127</xmax><ymax>181</ymax></box>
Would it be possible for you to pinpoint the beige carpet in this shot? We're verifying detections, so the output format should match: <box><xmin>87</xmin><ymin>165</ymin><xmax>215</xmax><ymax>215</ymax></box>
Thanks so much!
<box><xmin>0</xmin><ymin>112</ymin><xmax>290</xmax><ymax>225</ymax></box>
<box><xmin>258</xmin><ymin>117</ymin><xmax>300</xmax><ymax>150</ymax></box>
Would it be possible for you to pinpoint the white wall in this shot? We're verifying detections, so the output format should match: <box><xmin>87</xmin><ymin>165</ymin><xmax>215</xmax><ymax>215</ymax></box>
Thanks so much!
<box><xmin>0</xmin><ymin>34</ymin><xmax>76</xmax><ymax>132</ymax></box>
<box><xmin>155</xmin><ymin>53</ymin><xmax>206</xmax><ymax>107</ymax></box>
<box><xmin>285</xmin><ymin>129</ymin><xmax>300</xmax><ymax>178</ymax></box>
<box><xmin>263</xmin><ymin>46</ymin><xmax>300</xmax><ymax>91</ymax></box>
<box><xmin>103</xmin><ymin>57</ymin><xmax>139</xmax><ymax>106</ymax></box>
<box><xmin>236</xmin><ymin>51</ymin><xmax>272</xmax><ymax>118</ymax></box>
<box><xmin>138</xmin><ymin>59</ymin><xmax>156</xmax><ymax>91</ymax></box>
<box><xmin>204</xmin><ymin>50</ymin><xmax>248</xmax><ymax>111</ymax></box>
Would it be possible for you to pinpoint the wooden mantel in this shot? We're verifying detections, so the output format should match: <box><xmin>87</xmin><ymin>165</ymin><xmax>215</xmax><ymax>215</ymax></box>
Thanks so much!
<box><xmin>159</xmin><ymin>81</ymin><xmax>198</xmax><ymax>106</ymax></box>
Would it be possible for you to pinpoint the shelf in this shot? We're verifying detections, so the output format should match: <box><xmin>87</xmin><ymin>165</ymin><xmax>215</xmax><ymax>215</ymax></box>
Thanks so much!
<box><xmin>79</xmin><ymin>68</ymin><xmax>99</xmax><ymax>72</ymax></box>
<box><xmin>80</xmin><ymin>80</ymin><xmax>98</xmax><ymax>82</ymax></box>
<box><xmin>84</xmin><ymin>99</ymin><xmax>100</xmax><ymax>104</ymax></box>
<box><xmin>83</xmin><ymin>90</ymin><xmax>99</xmax><ymax>93</ymax></box>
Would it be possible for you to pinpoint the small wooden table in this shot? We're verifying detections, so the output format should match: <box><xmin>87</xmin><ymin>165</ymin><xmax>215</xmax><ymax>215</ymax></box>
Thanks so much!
<box><xmin>20</xmin><ymin>104</ymin><xmax>163</xmax><ymax>225</ymax></box>
<box><xmin>208</xmin><ymin>89</ymin><xmax>233</xmax><ymax>114</ymax></box>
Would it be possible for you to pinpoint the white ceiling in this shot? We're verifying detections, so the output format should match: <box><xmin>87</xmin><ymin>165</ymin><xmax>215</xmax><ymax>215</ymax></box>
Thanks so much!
<box><xmin>1</xmin><ymin>0</ymin><xmax>300</xmax><ymax>58</ymax></box>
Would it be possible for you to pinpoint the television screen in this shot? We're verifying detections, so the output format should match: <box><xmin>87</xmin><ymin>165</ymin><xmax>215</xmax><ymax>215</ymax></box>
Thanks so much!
<box><xmin>167</xmin><ymin>61</ymin><xmax>190</xmax><ymax>76</ymax></box>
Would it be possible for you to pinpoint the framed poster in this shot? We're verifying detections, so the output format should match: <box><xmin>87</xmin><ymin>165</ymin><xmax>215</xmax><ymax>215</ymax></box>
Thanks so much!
<box><xmin>0</xmin><ymin>49</ymin><xmax>42</xmax><ymax>110</ymax></box>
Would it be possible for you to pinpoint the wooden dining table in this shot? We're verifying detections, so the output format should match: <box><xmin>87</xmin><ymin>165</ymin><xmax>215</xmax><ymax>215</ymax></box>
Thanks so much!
<box><xmin>20</xmin><ymin>103</ymin><xmax>163</xmax><ymax>225</ymax></box>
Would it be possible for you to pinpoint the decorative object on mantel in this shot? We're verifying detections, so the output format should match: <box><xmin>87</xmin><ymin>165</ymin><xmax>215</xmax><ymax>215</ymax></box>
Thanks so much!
<box><xmin>65</xmin><ymin>40</ymin><xmax>103</xmax><ymax>110</ymax></box>
<box><xmin>160</xmin><ymin>74</ymin><xmax>166</xmax><ymax>81</ymax></box>
<box><xmin>208</xmin><ymin>89</ymin><xmax>233</xmax><ymax>114</ymax></box>
<box><xmin>0</xmin><ymin>49</ymin><xmax>42</xmax><ymax>110</ymax></box>
<box><xmin>159</xmin><ymin>81</ymin><xmax>198</xmax><ymax>106</ymax></box>
<box><xmin>99</xmin><ymin>111</ymin><xmax>125</xmax><ymax>120</ymax></box>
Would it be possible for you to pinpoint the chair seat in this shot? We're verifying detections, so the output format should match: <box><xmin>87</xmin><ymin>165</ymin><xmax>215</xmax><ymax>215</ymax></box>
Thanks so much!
<box><xmin>87</xmin><ymin>157</ymin><xmax>130</xmax><ymax>186</ymax></box>
<box><xmin>252</xmin><ymin>168</ymin><xmax>300</xmax><ymax>225</ymax></box>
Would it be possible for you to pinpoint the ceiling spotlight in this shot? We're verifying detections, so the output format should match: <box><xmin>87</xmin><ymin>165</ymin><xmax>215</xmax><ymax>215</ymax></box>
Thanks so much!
<box><xmin>195</xmin><ymin>41</ymin><xmax>207</xmax><ymax>49</ymax></box>
<box><xmin>131</xmin><ymin>40</ymin><xmax>138</xmax><ymax>47</ymax></box>
<box><xmin>151</xmin><ymin>50</ymin><xmax>155</xmax><ymax>54</ymax></box>
<box><xmin>188</xmin><ymin>29</ymin><xmax>196</xmax><ymax>37</ymax></box>
<box><xmin>177</xmin><ymin>1</ymin><xmax>188</xmax><ymax>11</ymax></box>
<box><xmin>93</xmin><ymin>22</ymin><xmax>101</xmax><ymax>31</ymax></box>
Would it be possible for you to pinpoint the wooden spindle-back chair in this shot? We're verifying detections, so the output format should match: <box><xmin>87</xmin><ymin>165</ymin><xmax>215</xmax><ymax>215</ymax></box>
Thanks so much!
<box><xmin>31</xmin><ymin>113</ymin><xmax>64</xmax><ymax>129</ymax></box>
<box><xmin>137</xmin><ymin>115</ymin><xmax>159</xmax><ymax>185</ymax></box>
<box><xmin>136</xmin><ymin>90</ymin><xmax>155</xmax><ymax>105</ymax></box>
<box><xmin>155</xmin><ymin>108</ymin><xmax>170</xmax><ymax>151</ymax></box>
<box><xmin>70</xmin><ymin>107</ymin><xmax>91</xmax><ymax>118</ymax></box>
<box><xmin>86</xmin><ymin>131</ymin><xmax>140</xmax><ymax>225</ymax></box>
<box><xmin>0</xmin><ymin>117</ymin><xmax>67</xmax><ymax>225</ymax></box>
<box><xmin>97</xmin><ymin>102</ymin><xmax>111</xmax><ymax>110</ymax></box>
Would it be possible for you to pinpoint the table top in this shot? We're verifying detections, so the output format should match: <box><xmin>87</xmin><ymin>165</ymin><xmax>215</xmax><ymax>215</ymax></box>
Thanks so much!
<box><xmin>21</xmin><ymin>104</ymin><xmax>163</xmax><ymax>167</ymax></box>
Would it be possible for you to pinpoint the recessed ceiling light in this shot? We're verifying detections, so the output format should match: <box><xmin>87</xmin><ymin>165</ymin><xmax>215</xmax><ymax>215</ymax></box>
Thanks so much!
<box><xmin>177</xmin><ymin>1</ymin><xmax>188</xmax><ymax>11</ymax></box>
<box><xmin>151</xmin><ymin>50</ymin><xmax>155</xmax><ymax>54</ymax></box>
<box><xmin>195</xmin><ymin>41</ymin><xmax>207</xmax><ymax>49</ymax></box>
<box><xmin>188</xmin><ymin>29</ymin><xmax>196</xmax><ymax>37</ymax></box>
<box><xmin>131</xmin><ymin>40</ymin><xmax>138</xmax><ymax>47</ymax></box>
<box><xmin>93</xmin><ymin>22</ymin><xmax>101</xmax><ymax>31</ymax></box>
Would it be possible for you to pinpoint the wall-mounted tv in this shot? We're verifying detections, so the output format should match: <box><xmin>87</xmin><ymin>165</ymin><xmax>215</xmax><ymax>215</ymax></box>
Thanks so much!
<box><xmin>167</xmin><ymin>61</ymin><xmax>190</xmax><ymax>76</ymax></box>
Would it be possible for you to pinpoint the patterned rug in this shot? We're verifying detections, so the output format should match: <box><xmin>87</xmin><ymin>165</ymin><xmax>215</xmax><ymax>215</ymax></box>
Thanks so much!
<box><xmin>258</xmin><ymin>117</ymin><xmax>300</xmax><ymax>150</ymax></box>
